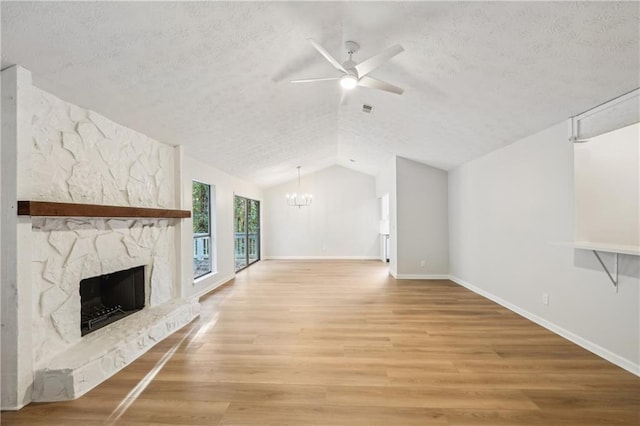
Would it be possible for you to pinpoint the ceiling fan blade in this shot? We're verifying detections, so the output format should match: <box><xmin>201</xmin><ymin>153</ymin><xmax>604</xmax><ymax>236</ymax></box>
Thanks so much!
<box><xmin>309</xmin><ymin>39</ymin><xmax>347</xmax><ymax>74</ymax></box>
<box><xmin>354</xmin><ymin>44</ymin><xmax>404</xmax><ymax>78</ymax></box>
<box><xmin>291</xmin><ymin>77</ymin><xmax>341</xmax><ymax>83</ymax></box>
<box><xmin>358</xmin><ymin>76</ymin><xmax>404</xmax><ymax>95</ymax></box>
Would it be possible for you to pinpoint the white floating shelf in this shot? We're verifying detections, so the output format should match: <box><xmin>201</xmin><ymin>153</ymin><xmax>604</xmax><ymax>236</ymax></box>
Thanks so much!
<box><xmin>553</xmin><ymin>241</ymin><xmax>640</xmax><ymax>256</ymax></box>
<box><xmin>552</xmin><ymin>241</ymin><xmax>640</xmax><ymax>291</ymax></box>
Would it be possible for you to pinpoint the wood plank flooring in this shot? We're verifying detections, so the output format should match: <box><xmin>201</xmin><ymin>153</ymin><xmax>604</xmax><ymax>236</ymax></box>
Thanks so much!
<box><xmin>2</xmin><ymin>260</ymin><xmax>639</xmax><ymax>425</ymax></box>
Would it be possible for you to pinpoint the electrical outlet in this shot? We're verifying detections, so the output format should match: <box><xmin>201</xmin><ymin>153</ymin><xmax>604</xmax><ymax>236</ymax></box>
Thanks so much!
<box><xmin>420</xmin><ymin>260</ymin><xmax>426</xmax><ymax>268</ymax></box>
<box><xmin>542</xmin><ymin>293</ymin><xmax>549</xmax><ymax>305</ymax></box>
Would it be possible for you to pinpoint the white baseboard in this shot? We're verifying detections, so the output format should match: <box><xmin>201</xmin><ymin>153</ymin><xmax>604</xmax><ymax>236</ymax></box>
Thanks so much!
<box><xmin>1</xmin><ymin>402</ymin><xmax>27</xmax><ymax>411</ymax></box>
<box><xmin>394</xmin><ymin>274</ymin><xmax>450</xmax><ymax>280</ymax></box>
<box><xmin>449</xmin><ymin>275</ymin><xmax>640</xmax><ymax>377</ymax></box>
<box><xmin>264</xmin><ymin>256</ymin><xmax>380</xmax><ymax>260</ymax></box>
<box><xmin>192</xmin><ymin>273</ymin><xmax>235</xmax><ymax>300</ymax></box>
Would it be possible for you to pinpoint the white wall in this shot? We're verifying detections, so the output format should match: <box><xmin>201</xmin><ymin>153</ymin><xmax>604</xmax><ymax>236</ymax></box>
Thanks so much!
<box><xmin>395</xmin><ymin>157</ymin><xmax>449</xmax><ymax>278</ymax></box>
<box><xmin>180</xmin><ymin>155</ymin><xmax>263</xmax><ymax>299</ymax></box>
<box><xmin>449</xmin><ymin>121</ymin><xmax>640</xmax><ymax>374</ymax></box>
<box><xmin>264</xmin><ymin>165</ymin><xmax>379</xmax><ymax>259</ymax></box>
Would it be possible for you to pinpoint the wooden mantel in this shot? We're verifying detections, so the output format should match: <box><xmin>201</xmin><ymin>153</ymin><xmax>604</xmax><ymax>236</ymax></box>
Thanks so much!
<box><xmin>17</xmin><ymin>201</ymin><xmax>190</xmax><ymax>219</ymax></box>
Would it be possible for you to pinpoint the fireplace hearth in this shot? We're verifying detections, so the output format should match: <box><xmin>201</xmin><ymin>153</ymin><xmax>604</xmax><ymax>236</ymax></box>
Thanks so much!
<box><xmin>80</xmin><ymin>265</ymin><xmax>145</xmax><ymax>336</ymax></box>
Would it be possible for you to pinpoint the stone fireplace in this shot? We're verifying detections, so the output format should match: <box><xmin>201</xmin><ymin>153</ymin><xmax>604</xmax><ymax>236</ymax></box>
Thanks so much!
<box><xmin>1</xmin><ymin>66</ymin><xmax>199</xmax><ymax>408</ymax></box>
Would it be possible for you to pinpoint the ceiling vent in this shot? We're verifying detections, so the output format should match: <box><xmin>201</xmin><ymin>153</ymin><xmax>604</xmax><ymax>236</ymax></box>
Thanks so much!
<box><xmin>362</xmin><ymin>104</ymin><xmax>374</xmax><ymax>114</ymax></box>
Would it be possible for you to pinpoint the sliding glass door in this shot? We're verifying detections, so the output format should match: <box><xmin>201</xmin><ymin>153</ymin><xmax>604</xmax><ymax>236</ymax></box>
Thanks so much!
<box><xmin>234</xmin><ymin>196</ymin><xmax>260</xmax><ymax>271</ymax></box>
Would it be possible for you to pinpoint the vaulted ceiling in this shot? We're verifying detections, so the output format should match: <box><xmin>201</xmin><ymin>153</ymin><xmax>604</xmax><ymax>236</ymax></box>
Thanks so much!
<box><xmin>2</xmin><ymin>2</ymin><xmax>639</xmax><ymax>187</ymax></box>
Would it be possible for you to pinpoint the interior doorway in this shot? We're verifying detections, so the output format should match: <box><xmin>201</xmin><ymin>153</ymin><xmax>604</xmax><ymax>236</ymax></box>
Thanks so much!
<box><xmin>380</xmin><ymin>193</ymin><xmax>390</xmax><ymax>263</ymax></box>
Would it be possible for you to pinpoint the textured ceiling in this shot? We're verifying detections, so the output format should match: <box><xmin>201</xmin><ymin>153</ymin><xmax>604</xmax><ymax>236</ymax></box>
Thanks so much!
<box><xmin>2</xmin><ymin>2</ymin><xmax>639</xmax><ymax>187</ymax></box>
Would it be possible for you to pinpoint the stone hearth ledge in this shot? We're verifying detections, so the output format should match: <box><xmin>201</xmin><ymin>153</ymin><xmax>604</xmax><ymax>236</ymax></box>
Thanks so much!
<box><xmin>32</xmin><ymin>298</ymin><xmax>200</xmax><ymax>402</ymax></box>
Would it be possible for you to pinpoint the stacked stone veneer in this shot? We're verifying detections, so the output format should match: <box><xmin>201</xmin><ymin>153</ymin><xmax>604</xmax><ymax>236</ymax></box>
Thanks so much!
<box><xmin>32</xmin><ymin>88</ymin><xmax>174</xmax><ymax>207</ymax></box>
<box><xmin>31</xmin><ymin>217</ymin><xmax>175</xmax><ymax>364</ymax></box>
<box><xmin>27</xmin><ymin>87</ymin><xmax>197</xmax><ymax>401</ymax></box>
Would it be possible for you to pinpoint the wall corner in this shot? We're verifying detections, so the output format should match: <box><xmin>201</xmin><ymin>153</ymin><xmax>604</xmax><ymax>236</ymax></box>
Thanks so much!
<box><xmin>1</xmin><ymin>65</ymin><xmax>35</xmax><ymax>409</ymax></box>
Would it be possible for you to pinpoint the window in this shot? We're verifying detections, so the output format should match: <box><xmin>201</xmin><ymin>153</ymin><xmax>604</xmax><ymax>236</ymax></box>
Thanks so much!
<box><xmin>193</xmin><ymin>181</ymin><xmax>215</xmax><ymax>279</ymax></box>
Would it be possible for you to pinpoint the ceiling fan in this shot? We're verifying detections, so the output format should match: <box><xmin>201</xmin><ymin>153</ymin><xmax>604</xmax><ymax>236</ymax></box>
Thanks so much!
<box><xmin>291</xmin><ymin>39</ymin><xmax>405</xmax><ymax>95</ymax></box>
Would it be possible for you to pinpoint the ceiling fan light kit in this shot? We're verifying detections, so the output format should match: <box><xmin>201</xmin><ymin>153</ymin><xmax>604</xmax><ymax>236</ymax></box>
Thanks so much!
<box><xmin>340</xmin><ymin>75</ymin><xmax>358</xmax><ymax>89</ymax></box>
<box><xmin>291</xmin><ymin>39</ymin><xmax>405</xmax><ymax>95</ymax></box>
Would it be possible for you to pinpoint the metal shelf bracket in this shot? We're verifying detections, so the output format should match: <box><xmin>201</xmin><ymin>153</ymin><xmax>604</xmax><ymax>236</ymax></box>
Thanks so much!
<box><xmin>592</xmin><ymin>250</ymin><xmax>618</xmax><ymax>291</ymax></box>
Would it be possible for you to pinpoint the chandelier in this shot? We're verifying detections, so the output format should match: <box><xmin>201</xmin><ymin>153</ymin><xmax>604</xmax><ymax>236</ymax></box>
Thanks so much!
<box><xmin>286</xmin><ymin>166</ymin><xmax>312</xmax><ymax>208</ymax></box>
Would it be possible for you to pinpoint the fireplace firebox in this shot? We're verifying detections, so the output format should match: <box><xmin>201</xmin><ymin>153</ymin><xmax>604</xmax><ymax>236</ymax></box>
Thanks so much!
<box><xmin>80</xmin><ymin>265</ymin><xmax>145</xmax><ymax>336</ymax></box>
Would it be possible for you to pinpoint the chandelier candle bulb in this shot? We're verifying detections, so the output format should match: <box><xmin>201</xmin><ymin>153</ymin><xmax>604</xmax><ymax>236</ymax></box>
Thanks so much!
<box><xmin>287</xmin><ymin>167</ymin><xmax>312</xmax><ymax>208</ymax></box>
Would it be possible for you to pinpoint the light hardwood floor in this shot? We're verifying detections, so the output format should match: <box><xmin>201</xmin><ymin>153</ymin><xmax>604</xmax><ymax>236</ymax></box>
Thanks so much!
<box><xmin>2</xmin><ymin>260</ymin><xmax>639</xmax><ymax>425</ymax></box>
